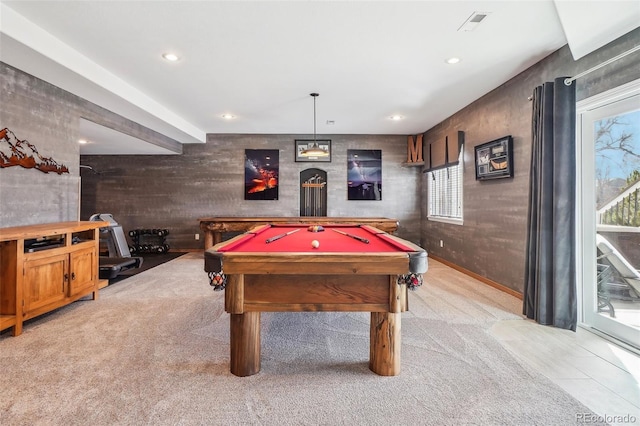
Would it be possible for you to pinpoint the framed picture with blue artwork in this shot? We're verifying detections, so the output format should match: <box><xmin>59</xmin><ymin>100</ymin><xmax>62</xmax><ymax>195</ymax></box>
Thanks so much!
<box><xmin>347</xmin><ymin>149</ymin><xmax>382</xmax><ymax>200</ymax></box>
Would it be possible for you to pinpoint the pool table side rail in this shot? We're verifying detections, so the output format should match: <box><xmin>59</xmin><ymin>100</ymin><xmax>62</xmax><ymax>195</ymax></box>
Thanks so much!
<box><xmin>225</xmin><ymin>274</ymin><xmax>408</xmax><ymax>314</ymax></box>
<box><xmin>207</xmin><ymin>252</ymin><xmax>420</xmax><ymax>275</ymax></box>
<box><xmin>199</xmin><ymin>217</ymin><xmax>399</xmax><ymax>233</ymax></box>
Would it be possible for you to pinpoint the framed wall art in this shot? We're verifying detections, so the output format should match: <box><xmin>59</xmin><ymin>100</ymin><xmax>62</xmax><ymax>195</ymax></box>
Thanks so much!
<box><xmin>244</xmin><ymin>149</ymin><xmax>279</xmax><ymax>200</ymax></box>
<box><xmin>295</xmin><ymin>139</ymin><xmax>331</xmax><ymax>162</ymax></box>
<box><xmin>347</xmin><ymin>149</ymin><xmax>382</xmax><ymax>200</ymax></box>
<box><xmin>474</xmin><ymin>136</ymin><xmax>513</xmax><ymax>180</ymax></box>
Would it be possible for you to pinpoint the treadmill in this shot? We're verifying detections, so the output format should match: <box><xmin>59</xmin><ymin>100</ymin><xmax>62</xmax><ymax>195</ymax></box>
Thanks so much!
<box><xmin>89</xmin><ymin>213</ymin><xmax>143</xmax><ymax>279</ymax></box>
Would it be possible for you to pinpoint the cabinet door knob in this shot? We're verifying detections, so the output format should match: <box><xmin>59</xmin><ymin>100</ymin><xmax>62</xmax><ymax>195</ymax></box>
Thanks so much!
<box><xmin>64</xmin><ymin>273</ymin><xmax>69</xmax><ymax>282</ymax></box>
<box><xmin>71</xmin><ymin>272</ymin><xmax>76</xmax><ymax>281</ymax></box>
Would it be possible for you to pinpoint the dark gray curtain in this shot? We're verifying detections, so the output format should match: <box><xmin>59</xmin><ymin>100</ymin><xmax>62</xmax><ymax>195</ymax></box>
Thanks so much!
<box><xmin>523</xmin><ymin>77</ymin><xmax>577</xmax><ymax>331</ymax></box>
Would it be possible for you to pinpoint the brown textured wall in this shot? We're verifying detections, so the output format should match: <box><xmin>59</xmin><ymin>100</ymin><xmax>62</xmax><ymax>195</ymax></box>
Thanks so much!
<box><xmin>80</xmin><ymin>134</ymin><xmax>423</xmax><ymax>250</ymax></box>
<box><xmin>0</xmin><ymin>62</ymin><xmax>182</xmax><ymax>228</ymax></box>
<box><xmin>421</xmin><ymin>29</ymin><xmax>640</xmax><ymax>293</ymax></box>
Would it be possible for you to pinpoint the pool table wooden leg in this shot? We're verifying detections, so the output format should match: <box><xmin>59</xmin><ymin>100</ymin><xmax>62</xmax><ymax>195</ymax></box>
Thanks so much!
<box><xmin>230</xmin><ymin>311</ymin><xmax>261</xmax><ymax>377</ymax></box>
<box><xmin>369</xmin><ymin>311</ymin><xmax>401</xmax><ymax>376</ymax></box>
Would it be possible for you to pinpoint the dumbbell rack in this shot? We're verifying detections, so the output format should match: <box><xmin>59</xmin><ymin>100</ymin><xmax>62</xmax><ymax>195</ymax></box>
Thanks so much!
<box><xmin>128</xmin><ymin>228</ymin><xmax>170</xmax><ymax>254</ymax></box>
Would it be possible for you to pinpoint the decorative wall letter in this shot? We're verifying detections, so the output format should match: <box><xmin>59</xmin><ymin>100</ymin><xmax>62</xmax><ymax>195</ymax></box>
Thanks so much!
<box><xmin>407</xmin><ymin>134</ymin><xmax>424</xmax><ymax>164</ymax></box>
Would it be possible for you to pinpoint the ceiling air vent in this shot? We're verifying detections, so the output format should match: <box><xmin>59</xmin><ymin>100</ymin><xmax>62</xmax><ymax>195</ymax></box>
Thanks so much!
<box><xmin>458</xmin><ymin>12</ymin><xmax>491</xmax><ymax>32</ymax></box>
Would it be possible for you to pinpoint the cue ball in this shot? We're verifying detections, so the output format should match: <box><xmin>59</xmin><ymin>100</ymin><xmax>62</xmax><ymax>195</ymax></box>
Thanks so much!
<box><xmin>311</xmin><ymin>240</ymin><xmax>320</xmax><ymax>248</ymax></box>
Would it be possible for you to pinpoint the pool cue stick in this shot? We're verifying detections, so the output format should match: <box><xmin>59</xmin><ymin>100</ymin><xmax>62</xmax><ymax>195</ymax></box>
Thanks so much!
<box><xmin>318</xmin><ymin>181</ymin><xmax>324</xmax><ymax>216</ymax></box>
<box><xmin>314</xmin><ymin>181</ymin><xmax>318</xmax><ymax>216</ymax></box>
<box><xmin>266</xmin><ymin>228</ymin><xmax>300</xmax><ymax>243</ymax></box>
<box><xmin>317</xmin><ymin>180</ymin><xmax>322</xmax><ymax>216</ymax></box>
<box><xmin>305</xmin><ymin>178</ymin><xmax>309</xmax><ymax>216</ymax></box>
<box><xmin>318</xmin><ymin>177</ymin><xmax>322</xmax><ymax>215</ymax></box>
<box><xmin>309</xmin><ymin>178</ymin><xmax>312</xmax><ymax>215</ymax></box>
<box><xmin>311</xmin><ymin>175</ymin><xmax>317</xmax><ymax>216</ymax></box>
<box><xmin>331</xmin><ymin>228</ymin><xmax>370</xmax><ymax>244</ymax></box>
<box><xmin>304</xmin><ymin>177</ymin><xmax>310</xmax><ymax>216</ymax></box>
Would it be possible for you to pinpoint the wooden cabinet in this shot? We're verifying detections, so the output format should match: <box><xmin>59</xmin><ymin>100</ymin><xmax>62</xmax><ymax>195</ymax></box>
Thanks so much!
<box><xmin>23</xmin><ymin>253</ymin><xmax>68</xmax><ymax>314</ymax></box>
<box><xmin>0</xmin><ymin>221</ymin><xmax>107</xmax><ymax>336</ymax></box>
<box><xmin>69</xmin><ymin>247</ymin><xmax>97</xmax><ymax>297</ymax></box>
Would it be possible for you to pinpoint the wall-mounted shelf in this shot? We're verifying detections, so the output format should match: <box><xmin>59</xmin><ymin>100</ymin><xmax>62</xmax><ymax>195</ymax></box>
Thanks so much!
<box><xmin>402</xmin><ymin>161</ymin><xmax>425</xmax><ymax>167</ymax></box>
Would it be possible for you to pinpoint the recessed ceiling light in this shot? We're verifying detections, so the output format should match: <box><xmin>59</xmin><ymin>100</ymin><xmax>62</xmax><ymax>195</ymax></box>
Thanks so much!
<box><xmin>446</xmin><ymin>57</ymin><xmax>461</xmax><ymax>64</ymax></box>
<box><xmin>221</xmin><ymin>114</ymin><xmax>236</xmax><ymax>119</ymax></box>
<box><xmin>389</xmin><ymin>115</ymin><xmax>404</xmax><ymax>121</ymax></box>
<box><xmin>162</xmin><ymin>53</ymin><xmax>180</xmax><ymax>62</ymax></box>
<box><xmin>78</xmin><ymin>139</ymin><xmax>88</xmax><ymax>144</ymax></box>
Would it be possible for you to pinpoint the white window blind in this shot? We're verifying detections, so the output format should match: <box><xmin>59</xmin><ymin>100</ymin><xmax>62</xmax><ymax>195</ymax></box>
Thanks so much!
<box><xmin>427</xmin><ymin>152</ymin><xmax>463</xmax><ymax>222</ymax></box>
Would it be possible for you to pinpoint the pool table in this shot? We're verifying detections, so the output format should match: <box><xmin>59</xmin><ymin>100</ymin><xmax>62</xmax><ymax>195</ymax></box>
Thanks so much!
<box><xmin>198</xmin><ymin>216</ymin><xmax>399</xmax><ymax>249</ymax></box>
<box><xmin>204</xmin><ymin>223</ymin><xmax>427</xmax><ymax>377</ymax></box>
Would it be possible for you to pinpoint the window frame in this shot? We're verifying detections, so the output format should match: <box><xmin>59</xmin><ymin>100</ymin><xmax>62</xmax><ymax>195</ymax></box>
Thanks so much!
<box><xmin>427</xmin><ymin>150</ymin><xmax>464</xmax><ymax>226</ymax></box>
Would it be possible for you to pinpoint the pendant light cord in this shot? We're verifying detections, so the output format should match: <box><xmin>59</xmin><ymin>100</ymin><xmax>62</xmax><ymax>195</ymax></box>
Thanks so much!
<box><xmin>311</xmin><ymin>93</ymin><xmax>319</xmax><ymax>144</ymax></box>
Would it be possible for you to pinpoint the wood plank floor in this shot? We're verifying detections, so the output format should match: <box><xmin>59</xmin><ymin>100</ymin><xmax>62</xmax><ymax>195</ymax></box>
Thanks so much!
<box><xmin>484</xmin><ymin>295</ymin><xmax>640</xmax><ymax>425</ymax></box>
<box><xmin>424</xmin><ymin>258</ymin><xmax>639</xmax><ymax>425</ymax></box>
<box><xmin>491</xmin><ymin>321</ymin><xmax>640</xmax><ymax>425</ymax></box>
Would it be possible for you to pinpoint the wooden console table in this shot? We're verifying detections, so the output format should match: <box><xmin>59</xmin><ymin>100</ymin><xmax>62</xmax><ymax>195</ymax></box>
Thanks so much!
<box><xmin>0</xmin><ymin>221</ymin><xmax>107</xmax><ymax>336</ymax></box>
<box><xmin>198</xmin><ymin>217</ymin><xmax>399</xmax><ymax>249</ymax></box>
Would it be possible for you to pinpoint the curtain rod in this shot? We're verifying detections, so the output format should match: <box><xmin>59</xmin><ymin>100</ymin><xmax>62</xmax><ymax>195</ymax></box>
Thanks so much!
<box><xmin>564</xmin><ymin>45</ymin><xmax>640</xmax><ymax>86</ymax></box>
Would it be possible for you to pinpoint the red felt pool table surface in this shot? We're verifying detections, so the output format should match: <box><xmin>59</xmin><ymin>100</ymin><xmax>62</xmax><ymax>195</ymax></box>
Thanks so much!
<box><xmin>217</xmin><ymin>224</ymin><xmax>414</xmax><ymax>253</ymax></box>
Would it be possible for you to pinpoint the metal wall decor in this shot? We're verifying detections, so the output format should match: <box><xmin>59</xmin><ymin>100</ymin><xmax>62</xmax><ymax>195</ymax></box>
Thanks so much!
<box><xmin>0</xmin><ymin>127</ymin><xmax>69</xmax><ymax>174</ymax></box>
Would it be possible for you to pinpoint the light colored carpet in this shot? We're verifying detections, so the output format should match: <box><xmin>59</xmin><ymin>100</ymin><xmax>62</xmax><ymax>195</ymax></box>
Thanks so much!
<box><xmin>0</xmin><ymin>253</ymin><xmax>602</xmax><ymax>425</ymax></box>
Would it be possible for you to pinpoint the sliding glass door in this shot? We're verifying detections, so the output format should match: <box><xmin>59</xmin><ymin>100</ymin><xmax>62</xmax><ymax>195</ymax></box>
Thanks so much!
<box><xmin>578</xmin><ymin>79</ymin><xmax>640</xmax><ymax>349</ymax></box>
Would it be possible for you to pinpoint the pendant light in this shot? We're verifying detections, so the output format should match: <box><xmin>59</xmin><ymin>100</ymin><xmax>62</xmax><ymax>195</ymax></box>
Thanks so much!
<box><xmin>299</xmin><ymin>93</ymin><xmax>329</xmax><ymax>157</ymax></box>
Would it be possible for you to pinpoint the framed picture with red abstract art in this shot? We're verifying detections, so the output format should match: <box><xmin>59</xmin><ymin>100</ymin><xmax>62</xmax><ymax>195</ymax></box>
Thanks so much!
<box><xmin>244</xmin><ymin>149</ymin><xmax>279</xmax><ymax>200</ymax></box>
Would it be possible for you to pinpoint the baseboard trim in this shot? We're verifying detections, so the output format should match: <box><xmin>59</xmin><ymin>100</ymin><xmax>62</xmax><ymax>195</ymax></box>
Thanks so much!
<box><xmin>429</xmin><ymin>255</ymin><xmax>523</xmax><ymax>300</ymax></box>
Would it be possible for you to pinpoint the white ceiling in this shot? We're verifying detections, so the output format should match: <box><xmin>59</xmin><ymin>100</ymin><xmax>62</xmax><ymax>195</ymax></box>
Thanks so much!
<box><xmin>1</xmin><ymin>1</ymin><xmax>639</xmax><ymax>155</ymax></box>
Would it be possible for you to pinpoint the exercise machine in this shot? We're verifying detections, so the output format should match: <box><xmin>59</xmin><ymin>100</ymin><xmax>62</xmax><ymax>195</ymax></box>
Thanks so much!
<box><xmin>89</xmin><ymin>213</ymin><xmax>143</xmax><ymax>279</ymax></box>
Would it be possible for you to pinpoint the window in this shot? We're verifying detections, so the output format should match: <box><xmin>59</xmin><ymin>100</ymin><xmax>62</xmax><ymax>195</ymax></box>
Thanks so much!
<box><xmin>427</xmin><ymin>150</ymin><xmax>463</xmax><ymax>224</ymax></box>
